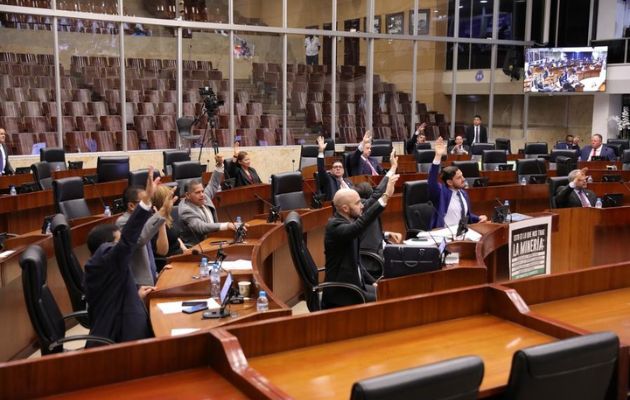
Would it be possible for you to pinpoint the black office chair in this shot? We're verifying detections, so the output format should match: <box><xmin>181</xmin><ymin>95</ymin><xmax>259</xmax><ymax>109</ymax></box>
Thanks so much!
<box><xmin>50</xmin><ymin>213</ymin><xmax>89</xmax><ymax>328</ymax></box>
<box><xmin>415</xmin><ymin>149</ymin><xmax>436</xmax><ymax>173</ymax></box>
<box><xmin>271</xmin><ymin>171</ymin><xmax>307</xmax><ymax>210</ymax></box>
<box><xmin>415</xmin><ymin>142</ymin><xmax>432</xmax><ymax>150</ymax></box>
<box><xmin>176</xmin><ymin>116</ymin><xmax>201</xmax><ymax>146</ymax></box>
<box><xmin>549</xmin><ymin>149</ymin><xmax>579</xmax><ymax>163</ymax></box>
<box><xmin>370</xmin><ymin>143</ymin><xmax>392</xmax><ymax>163</ymax></box>
<box><xmin>350</xmin><ymin>356</ymin><xmax>484</xmax><ymax>400</ymax></box>
<box><xmin>524</xmin><ymin>142</ymin><xmax>549</xmax><ymax>159</ymax></box>
<box><xmin>503</xmin><ymin>332</ymin><xmax>619</xmax><ymax>400</ymax></box>
<box><xmin>172</xmin><ymin>160</ymin><xmax>203</xmax><ymax>197</ymax></box>
<box><xmin>495</xmin><ymin>137</ymin><xmax>512</xmax><ymax>154</ymax></box>
<box><xmin>19</xmin><ymin>245</ymin><xmax>113</xmax><ymax>355</ymax></box>
<box><xmin>284</xmin><ymin>211</ymin><xmax>365</xmax><ymax>311</ymax></box>
<box><xmin>606</xmin><ymin>143</ymin><xmax>622</xmax><ymax>160</ymax></box>
<box><xmin>516</xmin><ymin>158</ymin><xmax>547</xmax><ymax>184</ymax></box>
<box><xmin>31</xmin><ymin>161</ymin><xmax>53</xmax><ymax>190</ymax></box>
<box><xmin>556</xmin><ymin>156</ymin><xmax>578</xmax><ymax>177</ymax></box>
<box><xmin>128</xmin><ymin>168</ymin><xmax>161</xmax><ymax>187</ymax></box>
<box><xmin>403</xmin><ymin>180</ymin><xmax>433</xmax><ymax>239</ymax></box>
<box><xmin>324</xmin><ymin>137</ymin><xmax>335</xmax><ymax>157</ymax></box>
<box><xmin>548</xmin><ymin>176</ymin><xmax>569</xmax><ymax>208</ymax></box>
<box><xmin>52</xmin><ymin>177</ymin><xmax>91</xmax><ymax>220</ymax></box>
<box><xmin>608</xmin><ymin>139</ymin><xmax>629</xmax><ymax>160</ymax></box>
<box><xmin>299</xmin><ymin>144</ymin><xmax>320</xmax><ymax>170</ymax></box>
<box><xmin>40</xmin><ymin>147</ymin><xmax>67</xmax><ymax>171</ymax></box>
<box><xmin>622</xmin><ymin>149</ymin><xmax>630</xmax><ymax>171</ymax></box>
<box><xmin>482</xmin><ymin>149</ymin><xmax>509</xmax><ymax>171</ymax></box>
<box><xmin>163</xmin><ymin>150</ymin><xmax>190</xmax><ymax>176</ymax></box>
<box><xmin>452</xmin><ymin>160</ymin><xmax>487</xmax><ymax>187</ymax></box>
<box><xmin>97</xmin><ymin>156</ymin><xmax>130</xmax><ymax>183</ymax></box>
<box><xmin>470</xmin><ymin>142</ymin><xmax>495</xmax><ymax>158</ymax></box>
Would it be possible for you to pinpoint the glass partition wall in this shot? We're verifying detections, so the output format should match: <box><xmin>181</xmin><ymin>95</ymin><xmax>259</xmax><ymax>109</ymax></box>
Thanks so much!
<box><xmin>0</xmin><ymin>0</ymin><xmax>534</xmax><ymax>155</ymax></box>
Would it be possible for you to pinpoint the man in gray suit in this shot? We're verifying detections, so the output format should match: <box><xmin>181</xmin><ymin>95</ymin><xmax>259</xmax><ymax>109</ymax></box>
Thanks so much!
<box><xmin>179</xmin><ymin>155</ymin><xmax>241</xmax><ymax>247</ymax></box>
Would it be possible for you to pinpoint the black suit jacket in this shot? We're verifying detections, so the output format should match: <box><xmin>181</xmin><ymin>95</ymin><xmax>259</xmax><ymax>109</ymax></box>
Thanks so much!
<box><xmin>323</xmin><ymin>198</ymin><xmax>383</xmax><ymax>308</ymax></box>
<box><xmin>1</xmin><ymin>143</ymin><xmax>13</xmax><ymax>175</ymax></box>
<box><xmin>448</xmin><ymin>144</ymin><xmax>471</xmax><ymax>155</ymax></box>
<box><xmin>84</xmin><ymin>204</ymin><xmax>153</xmax><ymax>346</ymax></box>
<box><xmin>227</xmin><ymin>161</ymin><xmax>262</xmax><ymax>187</ymax></box>
<box><xmin>317</xmin><ymin>156</ymin><xmax>353</xmax><ymax>201</ymax></box>
<box><xmin>554</xmin><ymin>185</ymin><xmax>597</xmax><ymax>208</ymax></box>
<box><xmin>350</xmin><ymin>148</ymin><xmax>385</xmax><ymax>176</ymax></box>
<box><xmin>464</xmin><ymin>125</ymin><xmax>488</xmax><ymax>145</ymax></box>
<box><xmin>359</xmin><ymin>177</ymin><xmax>389</xmax><ymax>255</ymax></box>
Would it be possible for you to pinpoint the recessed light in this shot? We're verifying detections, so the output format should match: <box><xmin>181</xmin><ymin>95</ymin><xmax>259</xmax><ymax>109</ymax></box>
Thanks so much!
<box><xmin>480</xmin><ymin>0</ymin><xmax>488</xmax><ymax>3</ymax></box>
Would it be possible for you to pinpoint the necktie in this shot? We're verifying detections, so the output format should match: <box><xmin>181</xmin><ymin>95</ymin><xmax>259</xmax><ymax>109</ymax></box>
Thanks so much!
<box><xmin>364</xmin><ymin>157</ymin><xmax>378</xmax><ymax>176</ymax></box>
<box><xmin>591</xmin><ymin>147</ymin><xmax>596</xmax><ymax>160</ymax></box>
<box><xmin>474</xmin><ymin>127</ymin><xmax>479</xmax><ymax>143</ymax></box>
<box><xmin>578</xmin><ymin>190</ymin><xmax>591</xmax><ymax>208</ymax></box>
<box><xmin>457</xmin><ymin>191</ymin><xmax>466</xmax><ymax>222</ymax></box>
<box><xmin>338</xmin><ymin>177</ymin><xmax>348</xmax><ymax>189</ymax></box>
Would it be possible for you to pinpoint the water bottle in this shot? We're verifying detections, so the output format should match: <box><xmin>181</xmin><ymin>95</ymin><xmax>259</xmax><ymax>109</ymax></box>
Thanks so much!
<box><xmin>9</xmin><ymin>185</ymin><xmax>16</xmax><ymax>196</ymax></box>
<box><xmin>199</xmin><ymin>257</ymin><xmax>209</xmax><ymax>278</ymax></box>
<box><xmin>520</xmin><ymin>176</ymin><xmax>527</xmax><ymax>186</ymax></box>
<box><xmin>103</xmin><ymin>205</ymin><xmax>112</xmax><ymax>217</ymax></box>
<box><xmin>503</xmin><ymin>200</ymin><xmax>511</xmax><ymax>222</ymax></box>
<box><xmin>256</xmin><ymin>290</ymin><xmax>269</xmax><ymax>312</ymax></box>
<box><xmin>587</xmin><ymin>175</ymin><xmax>593</xmax><ymax>184</ymax></box>
<box><xmin>45</xmin><ymin>221</ymin><xmax>52</xmax><ymax>234</ymax></box>
<box><xmin>595</xmin><ymin>198</ymin><xmax>603</xmax><ymax>209</ymax></box>
<box><xmin>210</xmin><ymin>262</ymin><xmax>221</xmax><ymax>299</ymax></box>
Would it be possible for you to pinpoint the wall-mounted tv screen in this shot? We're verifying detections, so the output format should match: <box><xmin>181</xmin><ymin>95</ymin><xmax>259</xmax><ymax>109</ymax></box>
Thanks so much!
<box><xmin>524</xmin><ymin>46</ymin><xmax>608</xmax><ymax>93</ymax></box>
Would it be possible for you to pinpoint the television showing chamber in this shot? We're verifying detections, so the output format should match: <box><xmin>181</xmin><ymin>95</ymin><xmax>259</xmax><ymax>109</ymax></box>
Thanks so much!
<box><xmin>524</xmin><ymin>46</ymin><xmax>608</xmax><ymax>93</ymax></box>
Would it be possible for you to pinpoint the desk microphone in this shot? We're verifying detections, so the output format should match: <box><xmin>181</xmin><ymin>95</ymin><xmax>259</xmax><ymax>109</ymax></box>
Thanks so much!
<box><xmin>292</xmin><ymin>159</ymin><xmax>295</xmax><ymax>172</ymax></box>
<box><xmin>83</xmin><ymin>176</ymin><xmax>107</xmax><ymax>211</ymax></box>
<box><xmin>223</xmin><ymin>206</ymin><xmax>246</xmax><ymax>244</ymax></box>
<box><xmin>254</xmin><ymin>193</ymin><xmax>281</xmax><ymax>223</ymax></box>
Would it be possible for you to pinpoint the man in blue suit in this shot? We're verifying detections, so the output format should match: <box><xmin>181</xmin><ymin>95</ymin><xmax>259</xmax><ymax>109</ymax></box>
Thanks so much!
<box><xmin>554</xmin><ymin>134</ymin><xmax>580</xmax><ymax>151</ymax></box>
<box><xmin>580</xmin><ymin>133</ymin><xmax>616</xmax><ymax>161</ymax></box>
<box><xmin>350</xmin><ymin>130</ymin><xmax>385</xmax><ymax>176</ymax></box>
<box><xmin>428</xmin><ymin>137</ymin><xmax>488</xmax><ymax>229</ymax></box>
<box><xmin>316</xmin><ymin>135</ymin><xmax>353</xmax><ymax>201</ymax></box>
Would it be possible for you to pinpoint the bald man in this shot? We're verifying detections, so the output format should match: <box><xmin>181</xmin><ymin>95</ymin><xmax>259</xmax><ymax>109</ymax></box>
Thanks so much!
<box><xmin>322</xmin><ymin>174</ymin><xmax>399</xmax><ymax>308</ymax></box>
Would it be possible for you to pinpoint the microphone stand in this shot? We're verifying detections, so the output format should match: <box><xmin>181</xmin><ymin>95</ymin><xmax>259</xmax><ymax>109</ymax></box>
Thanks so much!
<box><xmin>302</xmin><ymin>179</ymin><xmax>323</xmax><ymax>209</ymax></box>
<box><xmin>84</xmin><ymin>176</ymin><xmax>107</xmax><ymax>211</ymax></box>
<box><xmin>254</xmin><ymin>193</ymin><xmax>281</xmax><ymax>223</ymax></box>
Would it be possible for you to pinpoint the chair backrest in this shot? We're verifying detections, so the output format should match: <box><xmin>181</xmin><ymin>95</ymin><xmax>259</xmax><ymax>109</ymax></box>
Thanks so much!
<box><xmin>53</xmin><ymin>177</ymin><xmax>91</xmax><ymax>220</ymax></box>
<box><xmin>482</xmin><ymin>149</ymin><xmax>507</xmax><ymax>164</ymax></box>
<box><xmin>97</xmin><ymin>156</ymin><xmax>130</xmax><ymax>183</ymax></box>
<box><xmin>549</xmin><ymin>149</ymin><xmax>579</xmax><ymax>162</ymax></box>
<box><xmin>31</xmin><ymin>161</ymin><xmax>53</xmax><ymax>190</ymax></box>
<box><xmin>415</xmin><ymin>142</ymin><xmax>432</xmax><ymax>150</ymax></box>
<box><xmin>548</xmin><ymin>176</ymin><xmax>569</xmax><ymax>208</ymax></box>
<box><xmin>622</xmin><ymin>149</ymin><xmax>630</xmax><ymax>169</ymax></box>
<box><xmin>402</xmin><ymin>180</ymin><xmax>432</xmax><ymax>232</ymax></box>
<box><xmin>271</xmin><ymin>171</ymin><xmax>307</xmax><ymax>210</ymax></box>
<box><xmin>324</xmin><ymin>138</ymin><xmax>335</xmax><ymax>157</ymax></box>
<box><xmin>452</xmin><ymin>160</ymin><xmax>481</xmax><ymax>178</ymax></box>
<box><xmin>19</xmin><ymin>245</ymin><xmax>66</xmax><ymax>355</ymax></box>
<box><xmin>470</xmin><ymin>142</ymin><xmax>495</xmax><ymax>156</ymax></box>
<box><xmin>163</xmin><ymin>150</ymin><xmax>190</xmax><ymax>176</ymax></box>
<box><xmin>300</xmin><ymin>144</ymin><xmax>320</xmax><ymax>170</ymax></box>
<box><xmin>176</xmin><ymin>116</ymin><xmax>198</xmax><ymax>139</ymax></box>
<box><xmin>495</xmin><ymin>138</ymin><xmax>512</xmax><ymax>154</ymax></box>
<box><xmin>504</xmin><ymin>332</ymin><xmax>619</xmax><ymax>400</ymax></box>
<box><xmin>40</xmin><ymin>147</ymin><xmax>66</xmax><ymax>171</ymax></box>
<box><xmin>172</xmin><ymin>160</ymin><xmax>202</xmax><ymax>197</ymax></box>
<box><xmin>284</xmin><ymin>211</ymin><xmax>321</xmax><ymax>311</ymax></box>
<box><xmin>606</xmin><ymin>143</ymin><xmax>622</xmax><ymax>159</ymax></box>
<box><xmin>516</xmin><ymin>158</ymin><xmax>546</xmax><ymax>175</ymax></box>
<box><xmin>343</xmin><ymin>152</ymin><xmax>355</xmax><ymax>176</ymax></box>
<box><xmin>524</xmin><ymin>142</ymin><xmax>549</xmax><ymax>158</ymax></box>
<box><xmin>608</xmin><ymin>139</ymin><xmax>630</xmax><ymax>158</ymax></box>
<box><xmin>128</xmin><ymin>168</ymin><xmax>160</xmax><ymax>187</ymax></box>
<box><xmin>50</xmin><ymin>213</ymin><xmax>88</xmax><ymax>321</ymax></box>
<box><xmin>370</xmin><ymin>143</ymin><xmax>392</xmax><ymax>162</ymax></box>
<box><xmin>350</xmin><ymin>356</ymin><xmax>484</xmax><ymax>400</ymax></box>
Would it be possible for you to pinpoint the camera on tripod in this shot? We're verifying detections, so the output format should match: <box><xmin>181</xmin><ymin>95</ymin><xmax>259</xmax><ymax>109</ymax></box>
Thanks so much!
<box><xmin>199</xmin><ymin>86</ymin><xmax>224</xmax><ymax>115</ymax></box>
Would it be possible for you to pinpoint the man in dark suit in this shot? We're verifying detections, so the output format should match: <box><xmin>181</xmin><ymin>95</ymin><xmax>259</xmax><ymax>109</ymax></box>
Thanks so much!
<box><xmin>448</xmin><ymin>135</ymin><xmax>470</xmax><ymax>155</ymax></box>
<box><xmin>428</xmin><ymin>137</ymin><xmax>488</xmax><ymax>229</ymax></box>
<box><xmin>580</xmin><ymin>133</ymin><xmax>616</xmax><ymax>161</ymax></box>
<box><xmin>316</xmin><ymin>136</ymin><xmax>353</xmax><ymax>201</ymax></box>
<box><xmin>0</xmin><ymin>128</ymin><xmax>14</xmax><ymax>176</ymax></box>
<box><xmin>350</xmin><ymin>130</ymin><xmax>385</xmax><ymax>176</ymax></box>
<box><xmin>464</xmin><ymin>115</ymin><xmax>488</xmax><ymax>145</ymax></box>
<box><xmin>84</xmin><ymin>167</ymin><xmax>173</xmax><ymax>346</ymax></box>
<box><xmin>554</xmin><ymin>134</ymin><xmax>580</xmax><ymax>150</ymax></box>
<box><xmin>554</xmin><ymin>168</ymin><xmax>597</xmax><ymax>208</ymax></box>
<box><xmin>405</xmin><ymin>122</ymin><xmax>428</xmax><ymax>154</ymax></box>
<box><xmin>323</xmin><ymin>173</ymin><xmax>399</xmax><ymax>308</ymax></box>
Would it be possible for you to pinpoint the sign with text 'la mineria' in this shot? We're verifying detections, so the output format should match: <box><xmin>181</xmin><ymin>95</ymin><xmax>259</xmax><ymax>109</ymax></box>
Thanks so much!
<box><xmin>508</xmin><ymin>216</ymin><xmax>552</xmax><ymax>280</ymax></box>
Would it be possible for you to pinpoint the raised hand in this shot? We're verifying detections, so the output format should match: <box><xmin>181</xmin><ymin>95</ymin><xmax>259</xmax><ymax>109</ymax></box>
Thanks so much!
<box><xmin>362</xmin><ymin>130</ymin><xmax>372</xmax><ymax>144</ymax></box>
<box><xmin>141</xmin><ymin>166</ymin><xmax>160</xmax><ymax>205</ymax></box>
<box><xmin>434</xmin><ymin>137</ymin><xmax>447</xmax><ymax>158</ymax></box>
<box><xmin>158</xmin><ymin>187</ymin><xmax>177</xmax><ymax>218</ymax></box>
<box><xmin>317</xmin><ymin>136</ymin><xmax>326</xmax><ymax>152</ymax></box>
<box><xmin>389</xmin><ymin>149</ymin><xmax>398</xmax><ymax>173</ymax></box>
<box><xmin>385</xmin><ymin>174</ymin><xmax>399</xmax><ymax>198</ymax></box>
<box><xmin>233</xmin><ymin>141</ymin><xmax>240</xmax><ymax>158</ymax></box>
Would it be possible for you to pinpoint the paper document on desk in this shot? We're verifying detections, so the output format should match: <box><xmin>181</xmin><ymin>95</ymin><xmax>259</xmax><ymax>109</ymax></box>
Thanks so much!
<box><xmin>0</xmin><ymin>250</ymin><xmax>15</xmax><ymax>258</ymax></box>
<box><xmin>156</xmin><ymin>298</ymin><xmax>221</xmax><ymax>314</ymax></box>
<box><xmin>171</xmin><ymin>328</ymin><xmax>200</xmax><ymax>336</ymax></box>
<box><xmin>221</xmin><ymin>259</ymin><xmax>253</xmax><ymax>271</ymax></box>
<box><xmin>416</xmin><ymin>226</ymin><xmax>482</xmax><ymax>242</ymax></box>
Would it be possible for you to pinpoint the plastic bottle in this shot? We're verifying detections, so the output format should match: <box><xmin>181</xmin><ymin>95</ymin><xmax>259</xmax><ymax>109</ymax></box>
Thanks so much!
<box><xmin>520</xmin><ymin>176</ymin><xmax>527</xmax><ymax>186</ymax></box>
<box><xmin>9</xmin><ymin>185</ymin><xmax>16</xmax><ymax>196</ymax></box>
<box><xmin>103</xmin><ymin>205</ymin><xmax>112</xmax><ymax>217</ymax></box>
<box><xmin>235</xmin><ymin>216</ymin><xmax>242</xmax><ymax>226</ymax></box>
<box><xmin>45</xmin><ymin>221</ymin><xmax>52</xmax><ymax>234</ymax></box>
<box><xmin>595</xmin><ymin>198</ymin><xmax>603</xmax><ymax>208</ymax></box>
<box><xmin>256</xmin><ymin>290</ymin><xmax>269</xmax><ymax>312</ymax></box>
<box><xmin>199</xmin><ymin>257</ymin><xmax>209</xmax><ymax>278</ymax></box>
<box><xmin>210</xmin><ymin>262</ymin><xmax>221</xmax><ymax>299</ymax></box>
<box><xmin>503</xmin><ymin>200</ymin><xmax>511</xmax><ymax>222</ymax></box>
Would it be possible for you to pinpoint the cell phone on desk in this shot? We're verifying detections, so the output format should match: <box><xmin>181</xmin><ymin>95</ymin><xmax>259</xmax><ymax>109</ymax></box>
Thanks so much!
<box><xmin>182</xmin><ymin>302</ymin><xmax>208</xmax><ymax>314</ymax></box>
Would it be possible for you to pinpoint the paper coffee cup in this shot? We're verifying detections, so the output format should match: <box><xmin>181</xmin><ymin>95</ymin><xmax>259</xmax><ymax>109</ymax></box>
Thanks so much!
<box><xmin>238</xmin><ymin>281</ymin><xmax>251</xmax><ymax>297</ymax></box>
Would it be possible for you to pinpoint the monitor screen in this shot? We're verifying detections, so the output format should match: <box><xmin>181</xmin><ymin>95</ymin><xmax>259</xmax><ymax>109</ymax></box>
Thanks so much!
<box><xmin>524</xmin><ymin>46</ymin><xmax>607</xmax><ymax>93</ymax></box>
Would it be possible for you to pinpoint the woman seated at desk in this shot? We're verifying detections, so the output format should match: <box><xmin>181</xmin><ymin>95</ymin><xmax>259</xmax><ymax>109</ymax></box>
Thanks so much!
<box><xmin>228</xmin><ymin>141</ymin><xmax>262</xmax><ymax>187</ymax></box>
<box><xmin>151</xmin><ymin>184</ymin><xmax>190</xmax><ymax>268</ymax></box>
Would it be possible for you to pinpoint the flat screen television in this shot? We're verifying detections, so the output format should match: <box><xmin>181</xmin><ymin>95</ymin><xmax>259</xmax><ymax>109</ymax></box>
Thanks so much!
<box><xmin>524</xmin><ymin>46</ymin><xmax>608</xmax><ymax>93</ymax></box>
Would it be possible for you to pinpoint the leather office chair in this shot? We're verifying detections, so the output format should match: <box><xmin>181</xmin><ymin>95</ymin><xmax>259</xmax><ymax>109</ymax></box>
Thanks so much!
<box><xmin>402</xmin><ymin>180</ymin><xmax>433</xmax><ymax>239</ymax></box>
<box><xmin>622</xmin><ymin>149</ymin><xmax>630</xmax><ymax>171</ymax></box>
<box><xmin>31</xmin><ymin>161</ymin><xmax>53</xmax><ymax>190</ymax></box>
<box><xmin>284</xmin><ymin>211</ymin><xmax>365</xmax><ymax>311</ymax></box>
<box><xmin>324</xmin><ymin>137</ymin><xmax>335</xmax><ymax>157</ymax></box>
<box><xmin>172</xmin><ymin>160</ymin><xmax>203</xmax><ymax>197</ymax></box>
<box><xmin>495</xmin><ymin>138</ymin><xmax>512</xmax><ymax>154</ymax></box>
<box><xmin>350</xmin><ymin>356</ymin><xmax>484</xmax><ymax>400</ymax></box>
<box><xmin>452</xmin><ymin>160</ymin><xmax>486</xmax><ymax>187</ymax></box>
<box><xmin>128</xmin><ymin>168</ymin><xmax>161</xmax><ymax>187</ymax></box>
<box><xmin>271</xmin><ymin>172</ymin><xmax>308</xmax><ymax>210</ymax></box>
<box><xmin>19</xmin><ymin>245</ymin><xmax>113</xmax><ymax>355</ymax></box>
<box><xmin>503</xmin><ymin>332</ymin><xmax>619</xmax><ymax>400</ymax></box>
<box><xmin>516</xmin><ymin>158</ymin><xmax>547</xmax><ymax>184</ymax></box>
<box><xmin>53</xmin><ymin>177</ymin><xmax>91</xmax><ymax>220</ymax></box>
<box><xmin>415</xmin><ymin>142</ymin><xmax>432</xmax><ymax>150</ymax></box>
<box><xmin>40</xmin><ymin>147</ymin><xmax>67</xmax><ymax>171</ymax></box>
<box><xmin>163</xmin><ymin>149</ymin><xmax>190</xmax><ymax>176</ymax></box>
<box><xmin>524</xmin><ymin>142</ymin><xmax>549</xmax><ymax>159</ymax></box>
<box><xmin>97</xmin><ymin>156</ymin><xmax>130</xmax><ymax>183</ymax></box>
<box><xmin>370</xmin><ymin>143</ymin><xmax>392</xmax><ymax>164</ymax></box>
<box><xmin>470</xmin><ymin>143</ymin><xmax>495</xmax><ymax>161</ymax></box>
<box><xmin>548</xmin><ymin>176</ymin><xmax>569</xmax><ymax>208</ymax></box>
<box><xmin>415</xmin><ymin>149</ymin><xmax>436</xmax><ymax>173</ymax></box>
<box><xmin>343</xmin><ymin>152</ymin><xmax>355</xmax><ymax>176</ymax></box>
<box><xmin>50</xmin><ymin>213</ymin><xmax>89</xmax><ymax>328</ymax></box>
<box><xmin>549</xmin><ymin>149</ymin><xmax>579</xmax><ymax>170</ymax></box>
<box><xmin>482</xmin><ymin>149</ymin><xmax>509</xmax><ymax>171</ymax></box>
<box><xmin>299</xmin><ymin>144</ymin><xmax>319</xmax><ymax>170</ymax></box>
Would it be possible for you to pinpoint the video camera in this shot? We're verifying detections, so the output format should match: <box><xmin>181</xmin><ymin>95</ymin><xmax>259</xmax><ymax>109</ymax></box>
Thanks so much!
<box><xmin>199</xmin><ymin>86</ymin><xmax>224</xmax><ymax>115</ymax></box>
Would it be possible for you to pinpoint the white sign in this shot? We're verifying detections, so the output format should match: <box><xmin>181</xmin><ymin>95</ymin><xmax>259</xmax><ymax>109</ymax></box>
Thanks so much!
<box><xmin>508</xmin><ymin>216</ymin><xmax>552</xmax><ymax>280</ymax></box>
